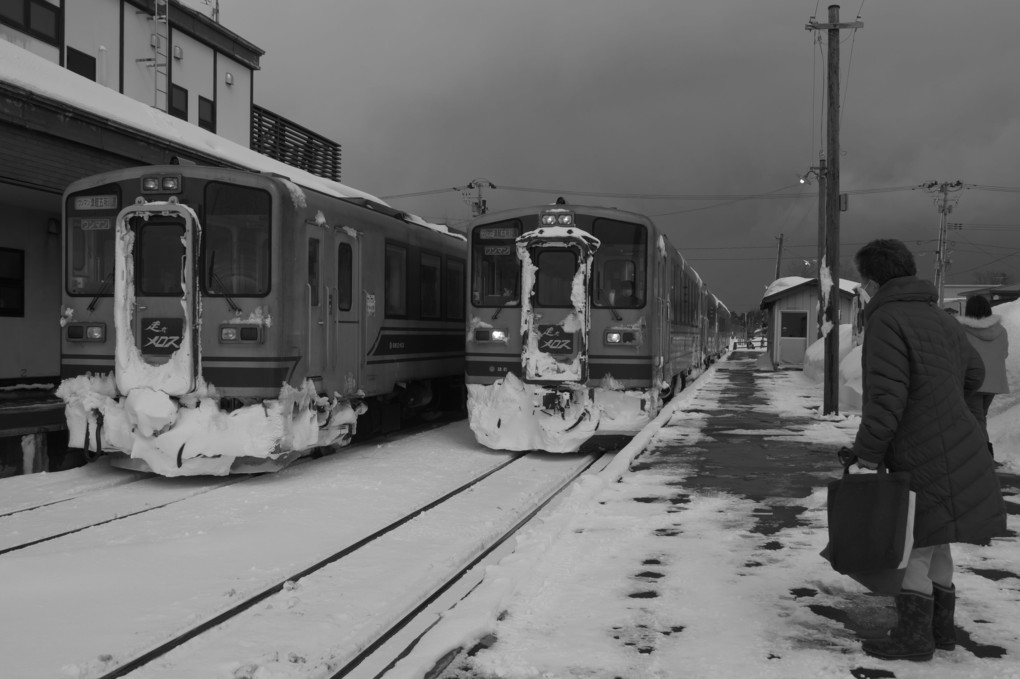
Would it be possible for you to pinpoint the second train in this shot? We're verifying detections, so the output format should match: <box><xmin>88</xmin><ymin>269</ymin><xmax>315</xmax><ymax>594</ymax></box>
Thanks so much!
<box><xmin>465</xmin><ymin>201</ymin><xmax>732</xmax><ymax>452</ymax></box>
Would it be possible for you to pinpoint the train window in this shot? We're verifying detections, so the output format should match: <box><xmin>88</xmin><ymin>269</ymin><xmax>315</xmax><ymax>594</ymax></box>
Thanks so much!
<box><xmin>203</xmin><ymin>183</ymin><xmax>270</xmax><ymax>297</ymax></box>
<box><xmin>420</xmin><ymin>252</ymin><xmax>441</xmax><ymax>319</ymax></box>
<box><xmin>446</xmin><ymin>257</ymin><xmax>465</xmax><ymax>320</ymax></box>
<box><xmin>308</xmin><ymin>238</ymin><xmax>320</xmax><ymax>307</ymax></box>
<box><xmin>337</xmin><ymin>243</ymin><xmax>353</xmax><ymax>311</ymax></box>
<box><xmin>385</xmin><ymin>243</ymin><xmax>407</xmax><ymax>317</ymax></box>
<box><xmin>534</xmin><ymin>249</ymin><xmax>577</xmax><ymax>308</ymax></box>
<box><xmin>137</xmin><ymin>219</ymin><xmax>185</xmax><ymax>296</ymax></box>
<box><xmin>471</xmin><ymin>220</ymin><xmax>520</xmax><ymax>307</ymax></box>
<box><xmin>65</xmin><ymin>186</ymin><xmax>120</xmax><ymax>296</ymax></box>
<box><xmin>0</xmin><ymin>247</ymin><xmax>24</xmax><ymax>317</ymax></box>
<box><xmin>592</xmin><ymin>219</ymin><xmax>646</xmax><ymax>309</ymax></box>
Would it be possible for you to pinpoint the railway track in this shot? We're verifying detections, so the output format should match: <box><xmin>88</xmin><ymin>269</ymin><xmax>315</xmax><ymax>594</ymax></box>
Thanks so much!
<box><xmin>98</xmin><ymin>451</ymin><xmax>609</xmax><ymax>679</ymax></box>
<box><xmin>0</xmin><ymin>414</ymin><xmax>462</xmax><ymax>557</ymax></box>
<box><xmin>0</xmin><ymin>420</ymin><xmax>615</xmax><ymax>679</ymax></box>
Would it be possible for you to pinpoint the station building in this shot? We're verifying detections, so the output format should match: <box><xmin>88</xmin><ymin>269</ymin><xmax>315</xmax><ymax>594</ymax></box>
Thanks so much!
<box><xmin>0</xmin><ymin>0</ymin><xmax>342</xmax><ymax>475</ymax></box>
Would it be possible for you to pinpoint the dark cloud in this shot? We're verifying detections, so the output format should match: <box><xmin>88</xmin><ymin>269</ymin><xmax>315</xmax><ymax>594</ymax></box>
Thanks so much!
<box><xmin>218</xmin><ymin>0</ymin><xmax>1020</xmax><ymax>311</ymax></box>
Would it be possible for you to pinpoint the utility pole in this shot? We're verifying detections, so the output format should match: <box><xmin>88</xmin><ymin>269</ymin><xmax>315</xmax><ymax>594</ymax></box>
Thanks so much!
<box><xmin>807</xmin><ymin>5</ymin><xmax>862</xmax><ymax>416</ymax></box>
<box><xmin>774</xmin><ymin>233</ymin><xmax>785</xmax><ymax>279</ymax></box>
<box><xmin>920</xmin><ymin>180</ymin><xmax>964</xmax><ymax>307</ymax></box>
<box><xmin>464</xmin><ymin>178</ymin><xmax>496</xmax><ymax>217</ymax></box>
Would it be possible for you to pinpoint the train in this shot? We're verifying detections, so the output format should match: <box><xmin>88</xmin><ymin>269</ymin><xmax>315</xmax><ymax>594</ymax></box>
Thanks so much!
<box><xmin>464</xmin><ymin>201</ymin><xmax>731</xmax><ymax>452</ymax></box>
<box><xmin>56</xmin><ymin>164</ymin><xmax>466</xmax><ymax>476</ymax></box>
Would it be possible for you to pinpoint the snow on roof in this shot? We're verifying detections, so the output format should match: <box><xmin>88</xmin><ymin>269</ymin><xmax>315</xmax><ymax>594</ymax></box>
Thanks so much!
<box><xmin>0</xmin><ymin>37</ymin><xmax>456</xmax><ymax>237</ymax></box>
<box><xmin>761</xmin><ymin>276</ymin><xmax>859</xmax><ymax>303</ymax></box>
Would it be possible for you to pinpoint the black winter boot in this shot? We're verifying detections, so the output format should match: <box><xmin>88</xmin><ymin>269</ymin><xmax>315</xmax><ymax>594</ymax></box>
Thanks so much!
<box><xmin>932</xmin><ymin>583</ymin><xmax>956</xmax><ymax>651</ymax></box>
<box><xmin>862</xmin><ymin>590</ymin><xmax>935</xmax><ymax>661</ymax></box>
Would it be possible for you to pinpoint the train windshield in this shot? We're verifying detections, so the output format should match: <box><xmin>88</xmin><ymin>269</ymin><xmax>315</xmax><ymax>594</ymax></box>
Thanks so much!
<box><xmin>592</xmin><ymin>219</ymin><xmax>647</xmax><ymax>308</ymax></box>
<box><xmin>137</xmin><ymin>219</ymin><xmax>185</xmax><ymax>295</ymax></box>
<box><xmin>65</xmin><ymin>186</ymin><xmax>120</xmax><ymax>296</ymax></box>
<box><xmin>533</xmin><ymin>249</ymin><xmax>578</xmax><ymax>308</ymax></box>
<box><xmin>203</xmin><ymin>182</ymin><xmax>271</xmax><ymax>296</ymax></box>
<box><xmin>471</xmin><ymin>220</ymin><xmax>521</xmax><ymax>306</ymax></box>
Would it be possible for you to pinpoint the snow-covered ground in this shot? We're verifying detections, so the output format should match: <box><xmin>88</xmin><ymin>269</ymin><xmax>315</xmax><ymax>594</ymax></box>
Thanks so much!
<box><xmin>386</xmin><ymin>304</ymin><xmax>1020</xmax><ymax>679</ymax></box>
<box><xmin>3</xmin><ymin>304</ymin><xmax>1018</xmax><ymax>678</ymax></box>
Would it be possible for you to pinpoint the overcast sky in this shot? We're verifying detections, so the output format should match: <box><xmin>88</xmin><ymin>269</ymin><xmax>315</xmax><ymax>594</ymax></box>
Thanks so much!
<box><xmin>208</xmin><ymin>0</ymin><xmax>1020</xmax><ymax>311</ymax></box>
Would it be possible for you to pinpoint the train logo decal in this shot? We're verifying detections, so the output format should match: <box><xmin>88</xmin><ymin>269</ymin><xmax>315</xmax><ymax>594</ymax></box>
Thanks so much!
<box><xmin>142</xmin><ymin>318</ymin><xmax>184</xmax><ymax>355</ymax></box>
<box><xmin>537</xmin><ymin>325</ymin><xmax>574</xmax><ymax>354</ymax></box>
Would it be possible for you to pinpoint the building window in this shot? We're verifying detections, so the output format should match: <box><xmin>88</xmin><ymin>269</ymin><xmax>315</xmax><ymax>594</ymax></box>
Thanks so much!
<box><xmin>0</xmin><ymin>0</ymin><xmax>59</xmax><ymax>44</ymax></box>
<box><xmin>198</xmin><ymin>96</ymin><xmax>215</xmax><ymax>132</ymax></box>
<box><xmin>0</xmin><ymin>247</ymin><xmax>25</xmax><ymax>317</ymax></box>
<box><xmin>385</xmin><ymin>243</ymin><xmax>407</xmax><ymax>317</ymax></box>
<box><xmin>169</xmin><ymin>84</ymin><xmax>188</xmax><ymax>121</ymax></box>
<box><xmin>66</xmin><ymin>46</ymin><xmax>96</xmax><ymax>81</ymax></box>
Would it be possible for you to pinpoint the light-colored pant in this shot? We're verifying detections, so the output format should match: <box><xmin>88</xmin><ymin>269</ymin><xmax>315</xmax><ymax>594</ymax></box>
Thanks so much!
<box><xmin>901</xmin><ymin>544</ymin><xmax>953</xmax><ymax>595</ymax></box>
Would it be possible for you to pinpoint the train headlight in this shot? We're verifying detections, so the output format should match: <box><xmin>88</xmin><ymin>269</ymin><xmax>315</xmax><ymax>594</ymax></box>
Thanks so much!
<box><xmin>604</xmin><ymin>329</ymin><xmax>637</xmax><ymax>345</ymax></box>
<box><xmin>220</xmin><ymin>325</ymin><xmax>263</xmax><ymax>343</ymax></box>
<box><xmin>141</xmin><ymin>174</ymin><xmax>183</xmax><ymax>194</ymax></box>
<box><xmin>540</xmin><ymin>211</ymin><xmax>574</xmax><ymax>226</ymax></box>
<box><xmin>66</xmin><ymin>323</ymin><xmax>106</xmax><ymax>342</ymax></box>
<box><xmin>473</xmin><ymin>328</ymin><xmax>509</xmax><ymax>343</ymax></box>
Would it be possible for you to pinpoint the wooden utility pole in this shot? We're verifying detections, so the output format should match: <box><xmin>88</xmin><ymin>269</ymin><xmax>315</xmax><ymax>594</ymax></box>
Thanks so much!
<box><xmin>921</xmin><ymin>180</ymin><xmax>964</xmax><ymax>307</ymax></box>
<box><xmin>807</xmin><ymin>5</ymin><xmax>862</xmax><ymax>416</ymax></box>
<box><xmin>774</xmin><ymin>233</ymin><xmax>785</xmax><ymax>279</ymax></box>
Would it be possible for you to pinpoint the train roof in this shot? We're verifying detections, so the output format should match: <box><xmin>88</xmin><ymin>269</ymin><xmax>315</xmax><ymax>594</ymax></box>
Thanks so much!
<box><xmin>1</xmin><ymin>39</ymin><xmax>457</xmax><ymax>239</ymax></box>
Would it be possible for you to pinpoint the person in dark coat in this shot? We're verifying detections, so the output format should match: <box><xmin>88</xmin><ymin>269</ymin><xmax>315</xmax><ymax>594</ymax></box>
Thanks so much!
<box><xmin>848</xmin><ymin>239</ymin><xmax>1008</xmax><ymax>661</ymax></box>
<box><xmin>958</xmin><ymin>294</ymin><xmax>1010</xmax><ymax>458</ymax></box>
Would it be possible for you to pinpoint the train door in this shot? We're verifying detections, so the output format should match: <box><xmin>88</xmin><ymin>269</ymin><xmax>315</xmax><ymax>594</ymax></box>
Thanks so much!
<box><xmin>333</xmin><ymin>230</ymin><xmax>361</xmax><ymax>394</ymax></box>
<box><xmin>114</xmin><ymin>202</ymin><xmax>199</xmax><ymax>396</ymax></box>
<box><xmin>306</xmin><ymin>233</ymin><xmax>326</xmax><ymax>385</ymax></box>
<box><xmin>516</xmin><ymin>229</ymin><xmax>600</xmax><ymax>384</ymax></box>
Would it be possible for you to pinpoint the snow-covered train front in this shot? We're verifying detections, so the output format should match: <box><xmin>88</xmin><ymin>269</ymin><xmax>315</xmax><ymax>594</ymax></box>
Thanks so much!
<box><xmin>465</xmin><ymin>202</ymin><xmax>729</xmax><ymax>452</ymax></box>
<box><xmin>57</xmin><ymin>165</ymin><xmax>465</xmax><ymax>475</ymax></box>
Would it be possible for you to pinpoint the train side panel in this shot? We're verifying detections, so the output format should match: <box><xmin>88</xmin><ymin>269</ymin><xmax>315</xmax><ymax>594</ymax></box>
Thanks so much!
<box><xmin>57</xmin><ymin>165</ymin><xmax>465</xmax><ymax>475</ymax></box>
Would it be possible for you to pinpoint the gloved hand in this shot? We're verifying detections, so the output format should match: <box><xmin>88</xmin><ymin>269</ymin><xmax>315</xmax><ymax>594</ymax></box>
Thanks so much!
<box><xmin>837</xmin><ymin>446</ymin><xmax>857</xmax><ymax>466</ymax></box>
<box><xmin>855</xmin><ymin>457</ymin><xmax>879</xmax><ymax>470</ymax></box>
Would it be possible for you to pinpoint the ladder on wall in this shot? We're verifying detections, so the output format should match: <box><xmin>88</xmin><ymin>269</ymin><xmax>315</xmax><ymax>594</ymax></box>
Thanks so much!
<box><xmin>135</xmin><ymin>0</ymin><xmax>169</xmax><ymax>111</ymax></box>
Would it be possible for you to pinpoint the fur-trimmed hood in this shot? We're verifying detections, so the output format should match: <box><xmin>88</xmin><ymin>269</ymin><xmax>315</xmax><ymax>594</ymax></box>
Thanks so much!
<box><xmin>958</xmin><ymin>313</ymin><xmax>1006</xmax><ymax>342</ymax></box>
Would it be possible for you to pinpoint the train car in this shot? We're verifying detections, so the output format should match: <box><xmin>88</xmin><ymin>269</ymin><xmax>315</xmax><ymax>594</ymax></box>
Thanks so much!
<box><xmin>704</xmin><ymin>292</ymin><xmax>733</xmax><ymax>362</ymax></box>
<box><xmin>56</xmin><ymin>165</ymin><xmax>466</xmax><ymax>476</ymax></box>
<box><xmin>465</xmin><ymin>201</ymin><xmax>725</xmax><ymax>452</ymax></box>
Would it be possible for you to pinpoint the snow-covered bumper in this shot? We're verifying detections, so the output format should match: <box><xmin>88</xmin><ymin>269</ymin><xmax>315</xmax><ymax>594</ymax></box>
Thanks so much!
<box><xmin>56</xmin><ymin>374</ymin><xmax>364</xmax><ymax>476</ymax></box>
<box><xmin>466</xmin><ymin>373</ymin><xmax>654</xmax><ymax>452</ymax></box>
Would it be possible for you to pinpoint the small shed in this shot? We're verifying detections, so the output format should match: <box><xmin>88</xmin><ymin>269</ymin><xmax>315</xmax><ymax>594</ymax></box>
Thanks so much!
<box><xmin>760</xmin><ymin>276</ymin><xmax>857</xmax><ymax>368</ymax></box>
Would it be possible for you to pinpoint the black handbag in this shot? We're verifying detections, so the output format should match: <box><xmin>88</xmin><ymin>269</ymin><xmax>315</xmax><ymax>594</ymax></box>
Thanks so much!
<box><xmin>820</xmin><ymin>462</ymin><xmax>916</xmax><ymax>595</ymax></box>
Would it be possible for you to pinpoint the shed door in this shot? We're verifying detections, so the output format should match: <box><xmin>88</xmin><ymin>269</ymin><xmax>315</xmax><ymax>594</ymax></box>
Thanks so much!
<box><xmin>778</xmin><ymin>310</ymin><xmax>808</xmax><ymax>365</ymax></box>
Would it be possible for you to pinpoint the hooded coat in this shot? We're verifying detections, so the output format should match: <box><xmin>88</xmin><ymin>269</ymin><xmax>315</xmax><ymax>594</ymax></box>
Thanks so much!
<box><xmin>852</xmin><ymin>276</ymin><xmax>1008</xmax><ymax>547</ymax></box>
<box><xmin>958</xmin><ymin>313</ymin><xmax>1010</xmax><ymax>394</ymax></box>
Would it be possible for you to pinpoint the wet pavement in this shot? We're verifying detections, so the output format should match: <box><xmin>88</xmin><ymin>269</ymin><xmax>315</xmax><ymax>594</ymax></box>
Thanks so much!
<box><xmin>433</xmin><ymin>349</ymin><xmax>1020</xmax><ymax>678</ymax></box>
<box><xmin>633</xmin><ymin>349</ymin><xmax>1020</xmax><ymax>668</ymax></box>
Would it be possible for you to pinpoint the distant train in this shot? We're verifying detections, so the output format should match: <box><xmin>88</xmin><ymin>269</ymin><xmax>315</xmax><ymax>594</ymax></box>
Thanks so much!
<box><xmin>57</xmin><ymin>165</ymin><xmax>466</xmax><ymax>476</ymax></box>
<box><xmin>465</xmin><ymin>202</ymin><xmax>731</xmax><ymax>452</ymax></box>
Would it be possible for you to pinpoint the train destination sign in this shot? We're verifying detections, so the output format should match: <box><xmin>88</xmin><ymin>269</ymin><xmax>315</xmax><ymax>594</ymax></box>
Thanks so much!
<box><xmin>477</xmin><ymin>226</ymin><xmax>519</xmax><ymax>240</ymax></box>
<box><xmin>74</xmin><ymin>194</ymin><xmax>118</xmax><ymax>210</ymax></box>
